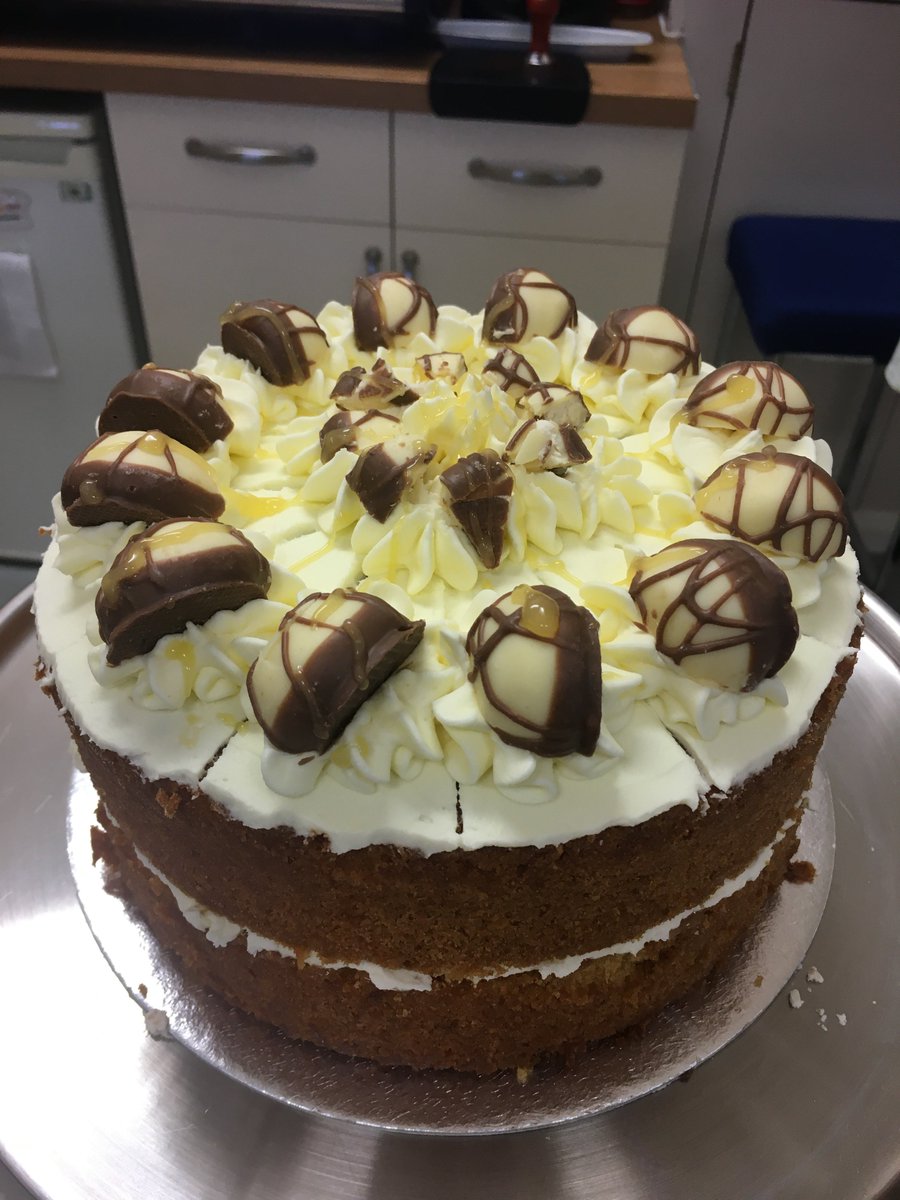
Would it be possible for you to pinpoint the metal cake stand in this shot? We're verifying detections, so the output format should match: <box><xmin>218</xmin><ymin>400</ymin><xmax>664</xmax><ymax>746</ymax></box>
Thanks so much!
<box><xmin>1</xmin><ymin>587</ymin><xmax>899</xmax><ymax>1199</ymax></box>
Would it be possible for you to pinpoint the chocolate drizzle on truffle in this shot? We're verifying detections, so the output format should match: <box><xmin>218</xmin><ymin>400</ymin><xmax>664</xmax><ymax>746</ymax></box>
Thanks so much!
<box><xmin>586</xmin><ymin>307</ymin><xmax>700</xmax><ymax>376</ymax></box>
<box><xmin>414</xmin><ymin>352</ymin><xmax>467</xmax><ymax>384</ymax></box>
<box><xmin>345</xmin><ymin>437</ymin><xmax>435</xmax><ymax>522</ymax></box>
<box><xmin>517</xmin><ymin>382</ymin><xmax>590</xmax><ymax>428</ymax></box>
<box><xmin>482</xmin><ymin>269</ymin><xmax>577</xmax><ymax>344</ymax></box>
<box><xmin>61</xmin><ymin>431</ymin><xmax>225</xmax><ymax>527</ymax></box>
<box><xmin>220</xmin><ymin>300</ymin><xmax>328</xmax><ymax>386</ymax></box>
<box><xmin>684</xmin><ymin>362</ymin><xmax>814</xmax><ymax>439</ymax></box>
<box><xmin>99</xmin><ymin>367</ymin><xmax>233</xmax><ymax>453</ymax></box>
<box><xmin>505</xmin><ymin>419</ymin><xmax>591</xmax><ymax>473</ymax></box>
<box><xmin>318</xmin><ymin>409</ymin><xmax>401</xmax><ymax>463</ymax></box>
<box><xmin>466</xmin><ymin>584</ymin><xmax>602</xmax><ymax>757</ymax></box>
<box><xmin>247</xmin><ymin>589</ymin><xmax>425</xmax><ymax>754</ymax></box>
<box><xmin>330</xmin><ymin>358</ymin><xmax>419</xmax><ymax>409</ymax></box>
<box><xmin>351</xmin><ymin>273</ymin><xmax>438</xmax><ymax>351</ymax></box>
<box><xmin>96</xmin><ymin>518</ymin><xmax>271</xmax><ymax>665</ymax></box>
<box><xmin>696</xmin><ymin>449</ymin><xmax>848</xmax><ymax>562</ymax></box>
<box><xmin>440</xmin><ymin>450</ymin><xmax>514</xmax><ymax>568</ymax></box>
<box><xmin>482</xmin><ymin>348</ymin><xmax>540</xmax><ymax>398</ymax></box>
<box><xmin>629</xmin><ymin>538</ymin><xmax>798</xmax><ymax>692</ymax></box>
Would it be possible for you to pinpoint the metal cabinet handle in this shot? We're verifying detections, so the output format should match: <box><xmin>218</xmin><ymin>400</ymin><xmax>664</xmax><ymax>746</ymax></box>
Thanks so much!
<box><xmin>184</xmin><ymin>138</ymin><xmax>316</xmax><ymax>167</ymax></box>
<box><xmin>364</xmin><ymin>246</ymin><xmax>384</xmax><ymax>275</ymax></box>
<box><xmin>468</xmin><ymin>158</ymin><xmax>602</xmax><ymax>188</ymax></box>
<box><xmin>400</xmin><ymin>249</ymin><xmax>419</xmax><ymax>282</ymax></box>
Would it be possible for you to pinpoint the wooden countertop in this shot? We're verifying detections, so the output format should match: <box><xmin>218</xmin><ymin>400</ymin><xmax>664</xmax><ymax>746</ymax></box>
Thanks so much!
<box><xmin>0</xmin><ymin>20</ymin><xmax>695</xmax><ymax>128</ymax></box>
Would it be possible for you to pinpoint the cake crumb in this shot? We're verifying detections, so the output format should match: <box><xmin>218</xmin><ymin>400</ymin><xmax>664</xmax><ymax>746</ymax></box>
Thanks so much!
<box><xmin>788</xmin><ymin>989</ymin><xmax>804</xmax><ymax>1009</ymax></box>
<box><xmin>817</xmin><ymin>1007</ymin><xmax>828</xmax><ymax>1030</ymax></box>
<box><xmin>806</xmin><ymin>966</ymin><xmax>824</xmax><ymax>985</ymax></box>
<box><xmin>516</xmin><ymin>1065</ymin><xmax>533</xmax><ymax>1085</ymax></box>
<box><xmin>786</xmin><ymin>859</ymin><xmax>816</xmax><ymax>884</ymax></box>
<box><xmin>138</xmin><ymin>983</ymin><xmax>148</xmax><ymax>999</ymax></box>
<box><xmin>753</xmin><ymin>974</ymin><xmax>764</xmax><ymax>988</ymax></box>
<box><xmin>144</xmin><ymin>1008</ymin><xmax>171</xmax><ymax>1040</ymax></box>
<box><xmin>155</xmin><ymin>788</ymin><xmax>182</xmax><ymax>818</ymax></box>
<box><xmin>837</xmin><ymin>1013</ymin><xmax>847</xmax><ymax>1026</ymax></box>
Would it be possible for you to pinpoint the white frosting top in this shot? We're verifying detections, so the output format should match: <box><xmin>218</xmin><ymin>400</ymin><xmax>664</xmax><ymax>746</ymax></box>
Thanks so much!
<box><xmin>34</xmin><ymin>300</ymin><xmax>860</xmax><ymax>852</ymax></box>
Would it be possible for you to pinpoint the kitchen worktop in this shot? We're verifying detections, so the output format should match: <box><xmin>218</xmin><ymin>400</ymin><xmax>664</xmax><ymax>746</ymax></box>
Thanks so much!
<box><xmin>0</xmin><ymin>18</ymin><xmax>694</xmax><ymax>128</ymax></box>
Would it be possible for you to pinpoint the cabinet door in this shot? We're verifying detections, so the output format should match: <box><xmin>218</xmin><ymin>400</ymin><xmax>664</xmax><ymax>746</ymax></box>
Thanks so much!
<box><xmin>395</xmin><ymin>230</ymin><xmax>668</xmax><ymax>317</ymax></box>
<box><xmin>126</xmin><ymin>209</ymin><xmax>389</xmax><ymax>364</ymax></box>
<box><xmin>395</xmin><ymin>114</ymin><xmax>686</xmax><ymax>245</ymax></box>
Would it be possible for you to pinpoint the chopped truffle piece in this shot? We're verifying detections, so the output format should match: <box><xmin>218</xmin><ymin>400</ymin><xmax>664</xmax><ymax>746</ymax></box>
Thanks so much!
<box><xmin>440</xmin><ymin>450</ymin><xmax>514</xmax><ymax>568</ymax></box>
<box><xmin>318</xmin><ymin>409</ymin><xmax>401</xmax><ymax>463</ymax></box>
<box><xmin>696</xmin><ymin>448</ymin><xmax>848</xmax><ymax>562</ymax></box>
<box><xmin>96</xmin><ymin>518</ymin><xmax>270</xmax><ymax>665</ymax></box>
<box><xmin>414</xmin><ymin>352</ymin><xmax>467</xmax><ymax>384</ymax></box>
<box><xmin>345</xmin><ymin>437</ymin><xmax>435</xmax><ymax>522</ymax></box>
<box><xmin>220</xmin><ymin>299</ymin><xmax>328</xmax><ymax>386</ymax></box>
<box><xmin>247</xmin><ymin>589</ymin><xmax>424</xmax><ymax>754</ymax></box>
<box><xmin>467</xmin><ymin>584</ymin><xmax>602</xmax><ymax>757</ymax></box>
<box><xmin>352</xmin><ymin>273</ymin><xmax>438</xmax><ymax>351</ymax></box>
<box><xmin>330</xmin><ymin>358</ymin><xmax>419</xmax><ymax>410</ymax></box>
<box><xmin>61</xmin><ymin>430</ymin><xmax>225</xmax><ymax>527</ymax></box>
<box><xmin>99</xmin><ymin>366</ymin><xmax>233</xmax><ymax>453</ymax></box>
<box><xmin>505</xmin><ymin>418</ymin><xmax>591</xmax><ymax>473</ymax></box>
<box><xmin>482</xmin><ymin>348</ymin><xmax>540</xmax><ymax>399</ymax></box>
<box><xmin>586</xmin><ymin>307</ymin><xmax>700</xmax><ymax>376</ymax></box>
<box><xmin>684</xmin><ymin>362</ymin><xmax>814</xmax><ymax>439</ymax></box>
<box><xmin>629</xmin><ymin>538</ymin><xmax>798</xmax><ymax>691</ymax></box>
<box><xmin>516</xmin><ymin>382</ymin><xmax>590</xmax><ymax>428</ymax></box>
<box><xmin>482</xmin><ymin>269</ymin><xmax>577</xmax><ymax>344</ymax></box>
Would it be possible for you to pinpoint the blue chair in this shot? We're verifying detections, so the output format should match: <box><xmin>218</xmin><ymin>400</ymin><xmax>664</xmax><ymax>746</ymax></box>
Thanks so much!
<box><xmin>725</xmin><ymin>215</ymin><xmax>900</xmax><ymax>596</ymax></box>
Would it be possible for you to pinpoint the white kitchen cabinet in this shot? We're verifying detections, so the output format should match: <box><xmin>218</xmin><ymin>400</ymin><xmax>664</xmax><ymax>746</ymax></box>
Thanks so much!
<box><xmin>394</xmin><ymin>114</ymin><xmax>687</xmax><ymax>245</ymax></box>
<box><xmin>394</xmin><ymin>228</ymin><xmax>668</xmax><ymax>315</ymax></box>
<box><xmin>125</xmin><ymin>208</ymin><xmax>388</xmax><ymax>364</ymax></box>
<box><xmin>107</xmin><ymin>93</ymin><xmax>687</xmax><ymax>361</ymax></box>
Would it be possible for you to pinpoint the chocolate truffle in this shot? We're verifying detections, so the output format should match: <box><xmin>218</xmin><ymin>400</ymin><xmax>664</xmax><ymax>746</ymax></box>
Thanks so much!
<box><xmin>220</xmin><ymin>300</ymin><xmax>328</xmax><ymax>386</ymax></box>
<box><xmin>482</xmin><ymin>348</ymin><xmax>540</xmax><ymax>399</ymax></box>
<box><xmin>61</xmin><ymin>430</ymin><xmax>225</xmax><ymax>527</ymax></box>
<box><xmin>505</xmin><ymin>419</ymin><xmax>591</xmax><ymax>473</ymax></box>
<box><xmin>440</xmin><ymin>450</ymin><xmax>514</xmax><ymax>569</ymax></box>
<box><xmin>351</xmin><ymin>273</ymin><xmax>438</xmax><ymax>351</ymax></box>
<box><xmin>482</xmin><ymin>269</ymin><xmax>577</xmax><ymax>345</ymax></box>
<box><xmin>99</xmin><ymin>366</ymin><xmax>233</xmax><ymax>453</ymax></box>
<box><xmin>96</xmin><ymin>518</ymin><xmax>270</xmax><ymax>665</ymax></box>
<box><xmin>684</xmin><ymin>362</ymin><xmax>814</xmax><ymax>439</ymax></box>
<box><xmin>585</xmin><ymin>307</ymin><xmax>700</xmax><ymax>377</ymax></box>
<box><xmin>318</xmin><ymin>409</ymin><xmax>401</xmax><ymax>464</ymax></box>
<box><xmin>696</xmin><ymin>449</ymin><xmax>848</xmax><ymax>562</ymax></box>
<box><xmin>345</xmin><ymin>436</ymin><xmax>435</xmax><ymax>522</ymax></box>
<box><xmin>330</xmin><ymin>358</ymin><xmax>418</xmax><ymax>410</ymax></box>
<box><xmin>629</xmin><ymin>538</ymin><xmax>798</xmax><ymax>692</ymax></box>
<box><xmin>247</xmin><ymin>589</ymin><xmax>425</xmax><ymax>755</ymax></box>
<box><xmin>517</xmin><ymin>382</ymin><xmax>590</xmax><ymax>428</ymax></box>
<box><xmin>467</xmin><ymin>584</ymin><xmax>602</xmax><ymax>757</ymax></box>
<box><xmin>414</xmin><ymin>352</ymin><xmax>467</xmax><ymax>384</ymax></box>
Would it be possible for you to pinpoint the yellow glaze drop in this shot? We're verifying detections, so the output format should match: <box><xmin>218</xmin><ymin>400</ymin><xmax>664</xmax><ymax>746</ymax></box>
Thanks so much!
<box><xmin>224</xmin><ymin>488</ymin><xmax>291</xmax><ymax>522</ymax></box>
<box><xmin>722</xmin><ymin>374</ymin><xmax>757</xmax><ymax>406</ymax></box>
<box><xmin>312</xmin><ymin>589</ymin><xmax>347</xmax><ymax>623</ymax></box>
<box><xmin>511</xmin><ymin>583</ymin><xmax>560</xmax><ymax>639</ymax></box>
<box><xmin>162</xmin><ymin>638</ymin><xmax>197</xmax><ymax>671</ymax></box>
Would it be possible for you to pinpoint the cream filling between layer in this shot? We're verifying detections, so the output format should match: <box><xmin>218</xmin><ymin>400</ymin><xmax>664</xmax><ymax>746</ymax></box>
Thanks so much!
<box><xmin>130</xmin><ymin>822</ymin><xmax>792</xmax><ymax>993</ymax></box>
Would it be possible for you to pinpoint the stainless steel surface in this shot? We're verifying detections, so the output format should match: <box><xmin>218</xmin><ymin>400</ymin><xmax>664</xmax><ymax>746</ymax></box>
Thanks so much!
<box><xmin>468</xmin><ymin>157</ymin><xmax>602</xmax><ymax>188</ymax></box>
<box><xmin>184</xmin><ymin>138</ymin><xmax>317</xmax><ymax>167</ymax></box>
<box><xmin>1</xmin><ymin>586</ymin><xmax>899</xmax><ymax>1197</ymax></box>
<box><xmin>67</xmin><ymin>764</ymin><xmax>833</xmax><ymax>1135</ymax></box>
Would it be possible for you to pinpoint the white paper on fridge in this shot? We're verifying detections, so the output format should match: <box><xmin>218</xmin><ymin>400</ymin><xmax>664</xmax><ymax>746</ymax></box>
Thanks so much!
<box><xmin>0</xmin><ymin>250</ymin><xmax>58</xmax><ymax>378</ymax></box>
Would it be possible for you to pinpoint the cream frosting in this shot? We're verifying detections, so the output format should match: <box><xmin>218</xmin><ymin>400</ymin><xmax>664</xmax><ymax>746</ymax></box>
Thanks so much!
<box><xmin>128</xmin><ymin>811</ymin><xmax>793</xmax><ymax>991</ymax></box>
<box><xmin>35</xmin><ymin>299</ymin><xmax>860</xmax><ymax>852</ymax></box>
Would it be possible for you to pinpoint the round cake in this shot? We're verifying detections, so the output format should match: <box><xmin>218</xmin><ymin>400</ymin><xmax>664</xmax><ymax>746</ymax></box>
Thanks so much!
<box><xmin>34</xmin><ymin>270</ymin><xmax>862</xmax><ymax>1073</ymax></box>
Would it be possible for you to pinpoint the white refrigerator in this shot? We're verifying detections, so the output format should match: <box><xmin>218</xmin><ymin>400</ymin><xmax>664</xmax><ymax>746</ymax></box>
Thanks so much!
<box><xmin>0</xmin><ymin>103</ymin><xmax>143</xmax><ymax>562</ymax></box>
